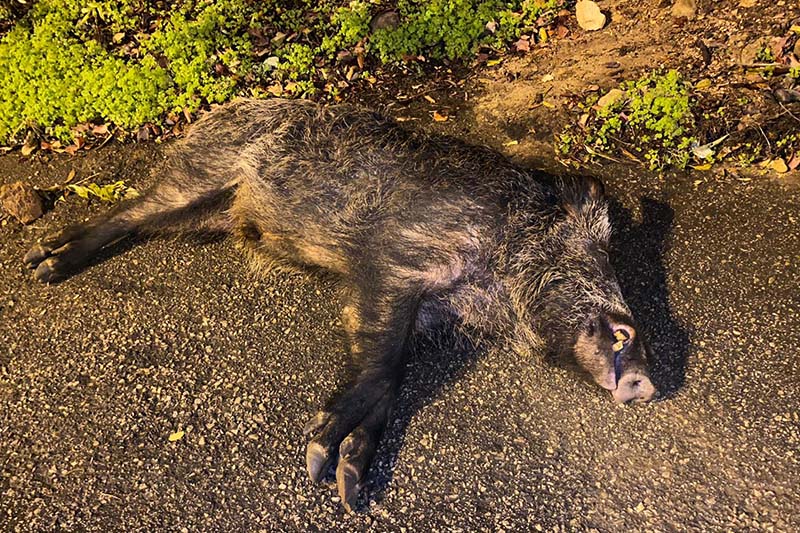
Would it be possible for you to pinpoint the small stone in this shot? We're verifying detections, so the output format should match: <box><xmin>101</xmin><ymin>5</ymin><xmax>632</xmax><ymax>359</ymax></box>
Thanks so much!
<box><xmin>371</xmin><ymin>10</ymin><xmax>400</xmax><ymax>32</ymax></box>
<box><xmin>671</xmin><ymin>0</ymin><xmax>697</xmax><ymax>18</ymax></box>
<box><xmin>597</xmin><ymin>88</ymin><xmax>625</xmax><ymax>109</ymax></box>
<box><xmin>0</xmin><ymin>181</ymin><xmax>44</xmax><ymax>224</ymax></box>
<box><xmin>576</xmin><ymin>0</ymin><xmax>606</xmax><ymax>31</ymax></box>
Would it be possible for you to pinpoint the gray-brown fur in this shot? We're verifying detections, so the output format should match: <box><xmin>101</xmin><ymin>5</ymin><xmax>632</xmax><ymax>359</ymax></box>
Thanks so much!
<box><xmin>23</xmin><ymin>98</ymin><xmax>657</xmax><ymax>512</ymax></box>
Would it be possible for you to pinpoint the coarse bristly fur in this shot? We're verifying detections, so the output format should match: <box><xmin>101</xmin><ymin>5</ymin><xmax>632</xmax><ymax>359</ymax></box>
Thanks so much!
<box><xmin>23</xmin><ymin>98</ymin><xmax>657</xmax><ymax>512</ymax></box>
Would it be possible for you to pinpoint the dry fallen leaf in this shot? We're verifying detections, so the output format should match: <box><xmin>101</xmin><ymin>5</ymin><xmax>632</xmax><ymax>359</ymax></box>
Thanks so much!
<box><xmin>169</xmin><ymin>430</ymin><xmax>185</xmax><ymax>442</ymax></box>
<box><xmin>538</xmin><ymin>27</ymin><xmax>548</xmax><ymax>44</ymax></box>
<box><xmin>515</xmin><ymin>38</ymin><xmax>531</xmax><ymax>53</ymax></box>
<box><xmin>432</xmin><ymin>111</ymin><xmax>448</xmax><ymax>122</ymax></box>
<box><xmin>576</xmin><ymin>0</ymin><xmax>606</xmax><ymax>31</ymax></box>
<box><xmin>769</xmin><ymin>158</ymin><xmax>789</xmax><ymax>173</ymax></box>
<box><xmin>788</xmin><ymin>153</ymin><xmax>800</xmax><ymax>170</ymax></box>
<box><xmin>21</xmin><ymin>133</ymin><xmax>37</xmax><ymax>157</ymax></box>
<box><xmin>695</xmin><ymin>79</ymin><xmax>712</xmax><ymax>90</ymax></box>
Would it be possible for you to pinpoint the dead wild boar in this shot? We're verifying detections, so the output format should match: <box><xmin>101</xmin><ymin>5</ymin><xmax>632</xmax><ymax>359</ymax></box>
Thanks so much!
<box><xmin>24</xmin><ymin>98</ymin><xmax>657</xmax><ymax>511</ymax></box>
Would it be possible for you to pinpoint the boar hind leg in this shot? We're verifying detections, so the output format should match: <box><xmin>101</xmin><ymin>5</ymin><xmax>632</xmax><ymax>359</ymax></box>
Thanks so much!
<box><xmin>24</xmin><ymin>153</ymin><xmax>236</xmax><ymax>283</ymax></box>
<box><xmin>304</xmin><ymin>279</ymin><xmax>421</xmax><ymax>512</ymax></box>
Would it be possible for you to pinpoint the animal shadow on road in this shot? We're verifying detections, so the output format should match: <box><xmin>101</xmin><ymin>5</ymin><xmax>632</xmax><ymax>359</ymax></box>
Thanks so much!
<box><xmin>607</xmin><ymin>196</ymin><xmax>689</xmax><ymax>399</ymax></box>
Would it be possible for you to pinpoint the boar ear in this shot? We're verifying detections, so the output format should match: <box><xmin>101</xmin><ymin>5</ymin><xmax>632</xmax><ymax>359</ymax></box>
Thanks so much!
<box><xmin>562</xmin><ymin>176</ymin><xmax>605</xmax><ymax>217</ymax></box>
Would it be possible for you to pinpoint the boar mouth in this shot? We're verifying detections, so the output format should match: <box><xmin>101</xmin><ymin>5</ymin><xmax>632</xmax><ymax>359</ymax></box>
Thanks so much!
<box><xmin>611</xmin><ymin>326</ymin><xmax>631</xmax><ymax>385</ymax></box>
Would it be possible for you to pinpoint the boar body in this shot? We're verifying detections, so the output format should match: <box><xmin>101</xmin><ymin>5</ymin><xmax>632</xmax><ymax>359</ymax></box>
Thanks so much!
<box><xmin>24</xmin><ymin>99</ymin><xmax>656</xmax><ymax>511</ymax></box>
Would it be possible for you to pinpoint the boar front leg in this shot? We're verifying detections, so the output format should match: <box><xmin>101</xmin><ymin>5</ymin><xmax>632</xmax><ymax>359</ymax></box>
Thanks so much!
<box><xmin>304</xmin><ymin>278</ymin><xmax>422</xmax><ymax>512</ymax></box>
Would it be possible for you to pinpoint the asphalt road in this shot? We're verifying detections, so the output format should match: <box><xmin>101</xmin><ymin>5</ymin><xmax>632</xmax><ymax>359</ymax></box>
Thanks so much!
<box><xmin>1</xmin><ymin>138</ymin><xmax>798</xmax><ymax>531</ymax></box>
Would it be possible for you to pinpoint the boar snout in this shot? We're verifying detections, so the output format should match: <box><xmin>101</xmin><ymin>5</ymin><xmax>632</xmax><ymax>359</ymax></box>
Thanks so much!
<box><xmin>573</xmin><ymin>313</ymin><xmax>657</xmax><ymax>404</ymax></box>
<box><xmin>612</xmin><ymin>371</ymin><xmax>656</xmax><ymax>404</ymax></box>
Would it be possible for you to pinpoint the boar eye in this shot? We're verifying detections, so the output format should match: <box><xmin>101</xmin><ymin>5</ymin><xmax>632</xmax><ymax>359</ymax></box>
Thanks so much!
<box><xmin>593</xmin><ymin>246</ymin><xmax>610</xmax><ymax>262</ymax></box>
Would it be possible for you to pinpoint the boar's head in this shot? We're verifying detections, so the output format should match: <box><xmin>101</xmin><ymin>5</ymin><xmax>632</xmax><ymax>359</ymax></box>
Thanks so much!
<box><xmin>506</xmin><ymin>175</ymin><xmax>656</xmax><ymax>404</ymax></box>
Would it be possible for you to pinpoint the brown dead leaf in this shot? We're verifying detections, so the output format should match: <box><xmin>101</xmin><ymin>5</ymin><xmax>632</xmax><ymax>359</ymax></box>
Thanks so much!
<box><xmin>136</xmin><ymin>126</ymin><xmax>150</xmax><ymax>142</ymax></box>
<box><xmin>515</xmin><ymin>38</ymin><xmax>531</xmax><ymax>53</ymax></box>
<box><xmin>21</xmin><ymin>135</ymin><xmax>38</xmax><ymax>157</ymax></box>
<box><xmin>555</xmin><ymin>25</ymin><xmax>570</xmax><ymax>39</ymax></box>
<box><xmin>92</xmin><ymin>124</ymin><xmax>109</xmax><ymax>135</ymax></box>
<box><xmin>65</xmin><ymin>169</ymin><xmax>76</xmax><ymax>184</ymax></box>
<box><xmin>788</xmin><ymin>153</ymin><xmax>800</xmax><ymax>170</ymax></box>
<box><xmin>432</xmin><ymin>111</ymin><xmax>448</xmax><ymax>122</ymax></box>
<box><xmin>576</xmin><ymin>0</ymin><xmax>606</xmax><ymax>31</ymax></box>
<box><xmin>64</xmin><ymin>144</ymin><xmax>80</xmax><ymax>156</ymax></box>
<box><xmin>424</xmin><ymin>95</ymin><xmax>437</xmax><ymax>104</ymax></box>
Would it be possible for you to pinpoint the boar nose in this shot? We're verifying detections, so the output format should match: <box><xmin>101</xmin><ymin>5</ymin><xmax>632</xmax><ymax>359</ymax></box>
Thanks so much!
<box><xmin>612</xmin><ymin>372</ymin><xmax>656</xmax><ymax>404</ymax></box>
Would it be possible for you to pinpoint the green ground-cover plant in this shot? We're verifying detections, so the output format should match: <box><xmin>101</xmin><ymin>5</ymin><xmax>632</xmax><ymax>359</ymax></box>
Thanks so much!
<box><xmin>1</xmin><ymin>0</ymin><xmax>568</xmax><ymax>146</ymax></box>
<box><xmin>321</xmin><ymin>0</ymin><xmax>565</xmax><ymax>62</ymax></box>
<box><xmin>0</xmin><ymin>0</ymin><xmax>258</xmax><ymax>144</ymax></box>
<box><xmin>559</xmin><ymin>70</ymin><xmax>701</xmax><ymax>170</ymax></box>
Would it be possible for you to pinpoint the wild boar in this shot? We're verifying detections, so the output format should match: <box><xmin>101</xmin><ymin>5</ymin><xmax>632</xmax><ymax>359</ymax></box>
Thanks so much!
<box><xmin>24</xmin><ymin>98</ymin><xmax>656</xmax><ymax>511</ymax></box>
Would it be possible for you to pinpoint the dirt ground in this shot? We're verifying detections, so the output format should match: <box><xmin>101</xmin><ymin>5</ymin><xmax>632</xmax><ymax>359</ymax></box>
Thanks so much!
<box><xmin>2</xmin><ymin>0</ymin><xmax>799</xmax><ymax>531</ymax></box>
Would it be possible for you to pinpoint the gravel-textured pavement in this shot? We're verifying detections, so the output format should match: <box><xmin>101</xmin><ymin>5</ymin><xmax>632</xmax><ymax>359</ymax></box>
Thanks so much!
<box><xmin>1</xmin><ymin>129</ymin><xmax>798</xmax><ymax>531</ymax></box>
